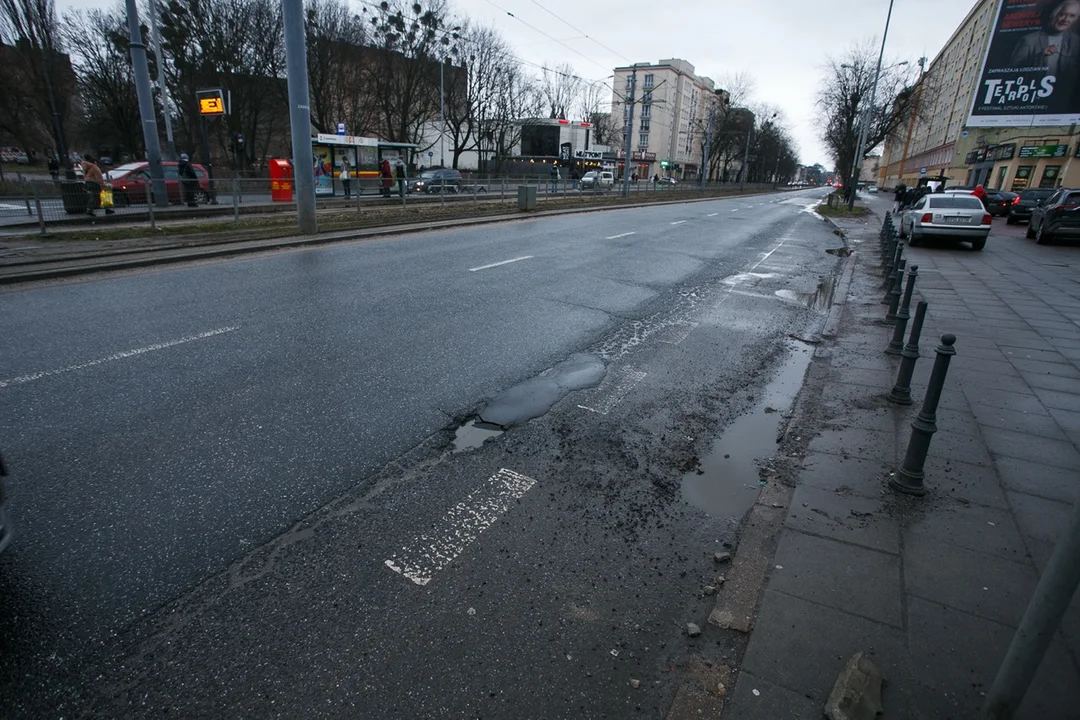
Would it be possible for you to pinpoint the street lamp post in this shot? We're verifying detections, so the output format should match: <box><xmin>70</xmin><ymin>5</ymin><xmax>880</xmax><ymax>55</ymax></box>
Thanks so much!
<box><xmin>848</xmin><ymin>0</ymin><xmax>896</xmax><ymax>208</ymax></box>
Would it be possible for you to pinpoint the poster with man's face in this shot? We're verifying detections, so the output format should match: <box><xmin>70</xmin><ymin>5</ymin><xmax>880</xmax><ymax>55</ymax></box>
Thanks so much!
<box><xmin>969</xmin><ymin>0</ymin><xmax>1080</xmax><ymax>126</ymax></box>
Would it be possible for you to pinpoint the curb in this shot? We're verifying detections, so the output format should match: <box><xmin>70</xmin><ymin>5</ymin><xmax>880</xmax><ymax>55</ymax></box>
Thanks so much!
<box><xmin>0</xmin><ymin>188</ymin><xmax>797</xmax><ymax>284</ymax></box>
<box><xmin>821</xmin><ymin>251</ymin><xmax>859</xmax><ymax>340</ymax></box>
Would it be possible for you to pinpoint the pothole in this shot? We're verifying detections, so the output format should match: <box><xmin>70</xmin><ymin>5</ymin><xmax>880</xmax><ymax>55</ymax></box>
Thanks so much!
<box><xmin>452</xmin><ymin>419</ymin><xmax>505</xmax><ymax>453</ymax></box>
<box><xmin>825</xmin><ymin>246</ymin><xmax>852</xmax><ymax>256</ymax></box>
<box><xmin>478</xmin><ymin>353</ymin><xmax>607</xmax><ymax>428</ymax></box>
<box><xmin>680</xmin><ymin>345</ymin><xmax>814</xmax><ymax>518</ymax></box>
<box><xmin>774</xmin><ymin>277</ymin><xmax>837</xmax><ymax>312</ymax></box>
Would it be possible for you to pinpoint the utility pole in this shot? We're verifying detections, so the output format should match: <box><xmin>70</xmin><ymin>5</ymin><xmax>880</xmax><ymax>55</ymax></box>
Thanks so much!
<box><xmin>740</xmin><ymin>123</ymin><xmax>752</xmax><ymax>191</ymax></box>
<box><xmin>621</xmin><ymin>68</ymin><xmax>636</xmax><ymax>199</ymax></box>
<box><xmin>701</xmin><ymin>103</ymin><xmax>713</xmax><ymax>190</ymax></box>
<box><xmin>440</xmin><ymin>58</ymin><xmax>445</xmax><ymax>168</ymax></box>
<box><xmin>282</xmin><ymin>0</ymin><xmax>317</xmax><ymax>234</ymax></box>
<box><xmin>125</xmin><ymin>0</ymin><xmax>168</xmax><ymax>207</ymax></box>
<box><xmin>849</xmin><ymin>0</ymin><xmax>896</xmax><ymax>208</ymax></box>
<box><xmin>149</xmin><ymin>0</ymin><xmax>176</xmax><ymax>160</ymax></box>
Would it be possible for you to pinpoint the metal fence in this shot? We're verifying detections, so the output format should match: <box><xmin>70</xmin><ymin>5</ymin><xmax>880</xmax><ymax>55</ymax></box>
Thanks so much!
<box><xmin>0</xmin><ymin>173</ymin><xmax>782</xmax><ymax>235</ymax></box>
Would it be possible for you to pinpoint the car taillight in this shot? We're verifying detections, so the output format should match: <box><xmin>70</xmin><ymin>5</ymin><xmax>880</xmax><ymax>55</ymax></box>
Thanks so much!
<box><xmin>1012</xmin><ymin>196</ymin><xmax>1021</xmax><ymax>204</ymax></box>
<box><xmin>920</xmin><ymin>213</ymin><xmax>933</xmax><ymax>223</ymax></box>
<box><xmin>982</xmin><ymin>214</ymin><xmax>992</xmax><ymax>225</ymax></box>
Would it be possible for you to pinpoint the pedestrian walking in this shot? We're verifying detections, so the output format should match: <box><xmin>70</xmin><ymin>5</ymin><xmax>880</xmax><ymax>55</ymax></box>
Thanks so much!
<box><xmin>80</xmin><ymin>155</ymin><xmax>104</xmax><ymax>216</ymax></box>
<box><xmin>340</xmin><ymin>160</ymin><xmax>352</xmax><ymax>198</ymax></box>
<box><xmin>47</xmin><ymin>155</ymin><xmax>59</xmax><ymax>180</ymax></box>
<box><xmin>395</xmin><ymin>158</ymin><xmax>406</xmax><ymax>198</ymax></box>
<box><xmin>632</xmin><ymin>172</ymin><xmax>638</xmax><ymax>184</ymax></box>
<box><xmin>893</xmin><ymin>183</ymin><xmax>907</xmax><ymax>213</ymax></box>
<box><xmin>571</xmin><ymin>168</ymin><xmax>579</xmax><ymax>190</ymax></box>
<box><xmin>550</xmin><ymin>164</ymin><xmax>561</xmax><ymax>192</ymax></box>
<box><xmin>653</xmin><ymin>173</ymin><xmax>659</xmax><ymax>187</ymax></box>
<box><xmin>380</xmin><ymin>159</ymin><xmax>393</xmax><ymax>198</ymax></box>
<box><xmin>178</xmin><ymin>153</ymin><xmax>199</xmax><ymax>207</ymax></box>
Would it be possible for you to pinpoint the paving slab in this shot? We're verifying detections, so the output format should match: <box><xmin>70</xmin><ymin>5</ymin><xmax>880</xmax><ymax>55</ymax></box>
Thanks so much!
<box><xmin>980</xmin><ymin>426</ymin><xmax>1080</xmax><ymax>469</ymax></box>
<box><xmin>724</xmin><ymin>671</ymin><xmax>821</xmax><ymax>720</ymax></box>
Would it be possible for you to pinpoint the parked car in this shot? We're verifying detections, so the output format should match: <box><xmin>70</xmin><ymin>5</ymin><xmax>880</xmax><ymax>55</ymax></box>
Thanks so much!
<box><xmin>1007</xmin><ymin>188</ymin><xmax>1057</xmax><ymax>224</ymax></box>
<box><xmin>580</xmin><ymin>171</ymin><xmax>614</xmax><ymax>190</ymax></box>
<box><xmin>0</xmin><ymin>147</ymin><xmax>29</xmax><ymax>164</ymax></box>
<box><xmin>899</xmin><ymin>194</ymin><xmax>991</xmax><ymax>250</ymax></box>
<box><xmin>942</xmin><ymin>187</ymin><xmax>1017</xmax><ymax>216</ymax></box>
<box><xmin>867</xmin><ymin>185</ymin><xmax>879</xmax><ymax>194</ymax></box>
<box><xmin>658</xmin><ymin>177</ymin><xmax>678</xmax><ymax>186</ymax></box>
<box><xmin>1025</xmin><ymin>187</ymin><xmax>1080</xmax><ymax>244</ymax></box>
<box><xmin>104</xmin><ymin>162</ymin><xmax>212</xmax><ymax>206</ymax></box>
<box><xmin>412</xmin><ymin>169</ymin><xmax>461</xmax><ymax>194</ymax></box>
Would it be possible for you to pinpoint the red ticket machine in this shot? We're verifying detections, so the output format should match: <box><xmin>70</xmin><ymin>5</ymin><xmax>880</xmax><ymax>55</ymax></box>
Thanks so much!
<box><xmin>269</xmin><ymin>158</ymin><xmax>294</xmax><ymax>202</ymax></box>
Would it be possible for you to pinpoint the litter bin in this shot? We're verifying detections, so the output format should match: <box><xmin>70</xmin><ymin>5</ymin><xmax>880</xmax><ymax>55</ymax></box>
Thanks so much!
<box><xmin>517</xmin><ymin>184</ymin><xmax>537</xmax><ymax>211</ymax></box>
<box><xmin>60</xmin><ymin>179</ymin><xmax>88</xmax><ymax>214</ymax></box>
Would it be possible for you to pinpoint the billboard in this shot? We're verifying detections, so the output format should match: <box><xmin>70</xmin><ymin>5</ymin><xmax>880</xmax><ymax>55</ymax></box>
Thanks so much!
<box><xmin>969</xmin><ymin>0</ymin><xmax>1080</xmax><ymax>126</ymax></box>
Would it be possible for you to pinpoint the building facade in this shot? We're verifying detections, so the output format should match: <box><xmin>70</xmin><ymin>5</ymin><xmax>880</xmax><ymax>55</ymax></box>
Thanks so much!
<box><xmin>611</xmin><ymin>59</ymin><xmax>719</xmax><ymax>181</ymax></box>
<box><xmin>880</xmin><ymin>0</ymin><xmax>1080</xmax><ymax>192</ymax></box>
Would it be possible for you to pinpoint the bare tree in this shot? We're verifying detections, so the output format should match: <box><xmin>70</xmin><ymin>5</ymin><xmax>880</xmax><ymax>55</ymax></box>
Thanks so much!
<box><xmin>540</xmin><ymin>62</ymin><xmax>580</xmax><ymax>120</ymax></box>
<box><xmin>442</xmin><ymin>23</ymin><xmax>508</xmax><ymax>168</ymax></box>
<box><xmin>0</xmin><ymin>0</ymin><xmax>75</xmax><ymax>165</ymax></box>
<box><xmin>818</xmin><ymin>40</ymin><xmax>916</xmax><ymax>198</ymax></box>
<box><xmin>487</xmin><ymin>63</ymin><xmax>542</xmax><ymax>172</ymax></box>
<box><xmin>62</xmin><ymin>7</ymin><xmax>142</xmax><ymax>160</ymax></box>
<box><xmin>706</xmin><ymin>72</ymin><xmax>755</xmax><ymax>182</ymax></box>
<box><xmin>305</xmin><ymin>0</ymin><xmax>373</xmax><ymax>138</ymax></box>
<box><xmin>363</xmin><ymin>0</ymin><xmax>460</xmax><ymax>155</ymax></box>
<box><xmin>575</xmin><ymin>79</ymin><xmax>619</xmax><ymax>147</ymax></box>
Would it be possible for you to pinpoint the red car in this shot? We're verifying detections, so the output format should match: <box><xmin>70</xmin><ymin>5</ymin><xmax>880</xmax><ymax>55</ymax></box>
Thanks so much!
<box><xmin>105</xmin><ymin>161</ymin><xmax>212</xmax><ymax>206</ymax></box>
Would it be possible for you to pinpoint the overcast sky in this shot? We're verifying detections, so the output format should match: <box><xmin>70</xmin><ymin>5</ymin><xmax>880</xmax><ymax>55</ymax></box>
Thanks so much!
<box><xmin>59</xmin><ymin>0</ymin><xmax>981</xmax><ymax>168</ymax></box>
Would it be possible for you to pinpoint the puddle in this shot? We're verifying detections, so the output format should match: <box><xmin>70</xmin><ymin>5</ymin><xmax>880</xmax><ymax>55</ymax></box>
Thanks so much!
<box><xmin>774</xmin><ymin>278</ymin><xmax>837</xmax><ymax>312</ymax></box>
<box><xmin>681</xmin><ymin>346</ymin><xmax>814</xmax><ymax>518</ymax></box>
<box><xmin>825</xmin><ymin>246</ymin><xmax>851</xmax><ymax>255</ymax></box>
<box><xmin>479</xmin><ymin>353</ymin><xmax>607</xmax><ymax>428</ymax></box>
<box><xmin>452</xmin><ymin>418</ymin><xmax>505</xmax><ymax>452</ymax></box>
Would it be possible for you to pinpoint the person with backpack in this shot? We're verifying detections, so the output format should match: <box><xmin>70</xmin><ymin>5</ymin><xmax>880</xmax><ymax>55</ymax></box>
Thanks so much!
<box><xmin>178</xmin><ymin>153</ymin><xmax>199</xmax><ymax>207</ymax></box>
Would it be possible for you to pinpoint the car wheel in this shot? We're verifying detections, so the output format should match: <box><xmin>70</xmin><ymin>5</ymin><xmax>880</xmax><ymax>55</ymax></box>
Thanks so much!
<box><xmin>1036</xmin><ymin>223</ymin><xmax>1052</xmax><ymax>245</ymax></box>
<box><xmin>971</xmin><ymin>238</ymin><xmax>986</xmax><ymax>251</ymax></box>
<box><xmin>195</xmin><ymin>190</ymin><xmax>210</xmax><ymax>204</ymax></box>
<box><xmin>1026</xmin><ymin>222</ymin><xmax>1036</xmax><ymax>239</ymax></box>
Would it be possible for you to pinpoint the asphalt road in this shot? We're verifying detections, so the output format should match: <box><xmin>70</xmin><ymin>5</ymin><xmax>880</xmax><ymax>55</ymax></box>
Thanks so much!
<box><xmin>0</xmin><ymin>188</ymin><xmax>842</xmax><ymax>717</ymax></box>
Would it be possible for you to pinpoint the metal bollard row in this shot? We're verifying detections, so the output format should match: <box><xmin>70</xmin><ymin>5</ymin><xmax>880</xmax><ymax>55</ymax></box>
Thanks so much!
<box><xmin>887</xmin><ymin>265</ymin><xmax>919</xmax><ymax>352</ymax></box>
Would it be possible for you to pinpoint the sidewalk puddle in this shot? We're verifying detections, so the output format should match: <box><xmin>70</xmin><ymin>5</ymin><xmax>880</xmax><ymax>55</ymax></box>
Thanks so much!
<box><xmin>681</xmin><ymin>345</ymin><xmax>814</xmax><ymax>518</ymax></box>
<box><xmin>774</xmin><ymin>278</ymin><xmax>836</xmax><ymax>312</ymax></box>
<box><xmin>452</xmin><ymin>419</ymin><xmax>504</xmax><ymax>452</ymax></box>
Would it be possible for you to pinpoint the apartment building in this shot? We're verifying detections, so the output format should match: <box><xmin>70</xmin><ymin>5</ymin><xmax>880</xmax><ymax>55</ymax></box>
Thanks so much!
<box><xmin>881</xmin><ymin>0</ymin><xmax>1080</xmax><ymax>192</ymax></box>
<box><xmin>611</xmin><ymin>59</ymin><xmax>720</xmax><ymax>180</ymax></box>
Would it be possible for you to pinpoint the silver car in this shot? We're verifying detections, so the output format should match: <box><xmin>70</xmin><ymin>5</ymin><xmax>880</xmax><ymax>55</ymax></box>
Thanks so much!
<box><xmin>899</xmin><ymin>194</ymin><xmax>991</xmax><ymax>250</ymax></box>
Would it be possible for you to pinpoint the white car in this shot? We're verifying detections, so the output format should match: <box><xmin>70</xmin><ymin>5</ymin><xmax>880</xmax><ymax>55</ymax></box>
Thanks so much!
<box><xmin>581</xmin><ymin>171</ymin><xmax>614</xmax><ymax>190</ymax></box>
<box><xmin>899</xmin><ymin>194</ymin><xmax>991</xmax><ymax>250</ymax></box>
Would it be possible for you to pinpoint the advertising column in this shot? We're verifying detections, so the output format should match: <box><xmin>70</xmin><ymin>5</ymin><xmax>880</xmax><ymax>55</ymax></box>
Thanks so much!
<box><xmin>969</xmin><ymin>0</ymin><xmax>1080</xmax><ymax>126</ymax></box>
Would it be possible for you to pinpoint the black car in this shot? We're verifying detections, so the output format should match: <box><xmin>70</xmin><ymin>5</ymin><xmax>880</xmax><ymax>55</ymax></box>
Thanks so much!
<box><xmin>412</xmin><ymin>169</ymin><xmax>462</xmax><ymax>194</ymax></box>
<box><xmin>1007</xmin><ymin>188</ymin><xmax>1057</xmax><ymax>224</ymax></box>
<box><xmin>1025</xmin><ymin>187</ymin><xmax>1080</xmax><ymax>244</ymax></box>
<box><xmin>984</xmin><ymin>190</ymin><xmax>1018</xmax><ymax>216</ymax></box>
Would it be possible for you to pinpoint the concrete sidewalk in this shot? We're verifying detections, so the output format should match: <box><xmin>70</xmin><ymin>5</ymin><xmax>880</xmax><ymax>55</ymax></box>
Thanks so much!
<box><xmin>721</xmin><ymin>201</ymin><xmax>1080</xmax><ymax>718</ymax></box>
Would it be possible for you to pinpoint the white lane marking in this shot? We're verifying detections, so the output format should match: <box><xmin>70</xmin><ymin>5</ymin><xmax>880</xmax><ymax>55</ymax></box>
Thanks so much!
<box><xmin>469</xmin><ymin>255</ymin><xmax>533</xmax><ymax>272</ymax></box>
<box><xmin>385</xmin><ymin>468</ymin><xmax>536</xmax><ymax>586</ymax></box>
<box><xmin>606</xmin><ymin>232</ymin><xmax>636</xmax><ymax>239</ymax></box>
<box><xmin>656</xmin><ymin>320</ymin><xmax>698</xmax><ymax>345</ymax></box>
<box><xmin>670</xmin><ymin>220</ymin><xmax>687</xmax><ymax>225</ymax></box>
<box><xmin>0</xmin><ymin>326</ymin><xmax>240</xmax><ymax>389</ymax></box>
<box><xmin>707</xmin><ymin>212</ymin><xmax>719</xmax><ymax>217</ymax></box>
<box><xmin>578</xmin><ymin>367</ymin><xmax>647</xmax><ymax>415</ymax></box>
<box><xmin>730</xmin><ymin>208</ymin><xmax>738</xmax><ymax>212</ymax></box>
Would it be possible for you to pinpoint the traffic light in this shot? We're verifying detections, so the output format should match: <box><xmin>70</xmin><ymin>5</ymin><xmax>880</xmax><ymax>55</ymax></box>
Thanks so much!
<box><xmin>660</xmin><ymin>161</ymin><xmax>668</xmax><ymax>168</ymax></box>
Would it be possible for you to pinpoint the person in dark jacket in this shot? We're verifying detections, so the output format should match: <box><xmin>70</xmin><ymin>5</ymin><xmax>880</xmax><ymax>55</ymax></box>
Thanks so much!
<box><xmin>395</xmin><ymin>159</ymin><xmax>406</xmax><ymax>197</ymax></box>
<box><xmin>380</xmin><ymin>159</ymin><xmax>393</xmax><ymax>197</ymax></box>
<box><xmin>893</xmin><ymin>183</ymin><xmax>907</xmax><ymax>212</ymax></box>
<box><xmin>178</xmin><ymin>153</ymin><xmax>199</xmax><ymax>207</ymax></box>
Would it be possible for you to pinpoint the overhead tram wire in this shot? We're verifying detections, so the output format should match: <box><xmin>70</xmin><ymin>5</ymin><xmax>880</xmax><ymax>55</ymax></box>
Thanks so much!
<box><xmin>522</xmin><ymin>0</ymin><xmax>630</xmax><ymax>64</ymax></box>
<box><xmin>480</xmin><ymin>0</ymin><xmax>613</xmax><ymax>74</ymax></box>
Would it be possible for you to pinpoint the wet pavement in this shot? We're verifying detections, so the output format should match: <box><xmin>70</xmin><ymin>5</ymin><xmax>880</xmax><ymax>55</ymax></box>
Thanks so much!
<box><xmin>0</xmin><ymin>188</ymin><xmax>844</xmax><ymax>717</ymax></box>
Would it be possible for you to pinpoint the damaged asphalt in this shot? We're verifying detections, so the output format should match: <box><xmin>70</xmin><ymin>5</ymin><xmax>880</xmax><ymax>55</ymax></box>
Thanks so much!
<box><xmin>0</xmin><ymin>188</ymin><xmax>846</xmax><ymax>717</ymax></box>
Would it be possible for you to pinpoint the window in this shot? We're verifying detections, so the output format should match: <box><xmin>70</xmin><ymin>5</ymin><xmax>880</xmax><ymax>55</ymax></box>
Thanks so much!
<box><xmin>644</xmin><ymin>74</ymin><xmax>654</xmax><ymax>88</ymax></box>
<box><xmin>638</xmin><ymin>133</ymin><xmax>649</xmax><ymax>148</ymax></box>
<box><xmin>641</xmin><ymin>104</ymin><xmax>650</xmax><ymax>117</ymax></box>
<box><xmin>640</xmin><ymin>120</ymin><xmax>650</xmax><ymax>132</ymax></box>
<box><xmin>926</xmin><ymin>196</ymin><xmax>984</xmax><ymax>209</ymax></box>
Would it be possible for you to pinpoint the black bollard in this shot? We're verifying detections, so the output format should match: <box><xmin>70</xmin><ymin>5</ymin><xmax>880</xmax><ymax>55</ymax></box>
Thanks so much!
<box><xmin>891</xmin><ymin>333</ymin><xmax>957</xmax><ymax>496</ymax></box>
<box><xmin>884</xmin><ymin>239</ymin><xmax>902</xmax><ymax>279</ymax></box>
<box><xmin>886</xmin><ymin>258</ymin><xmax>908</xmax><ymax>321</ymax></box>
<box><xmin>888</xmin><ymin>301</ymin><xmax>928</xmax><ymax>405</ymax></box>
<box><xmin>887</xmin><ymin>265</ymin><xmax>919</xmax><ymax>354</ymax></box>
<box><xmin>883</xmin><ymin>249</ymin><xmax>903</xmax><ymax>303</ymax></box>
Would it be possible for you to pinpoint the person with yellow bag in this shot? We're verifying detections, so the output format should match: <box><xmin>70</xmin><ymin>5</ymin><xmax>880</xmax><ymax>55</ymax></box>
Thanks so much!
<box><xmin>100</xmin><ymin>181</ymin><xmax>115</xmax><ymax>215</ymax></box>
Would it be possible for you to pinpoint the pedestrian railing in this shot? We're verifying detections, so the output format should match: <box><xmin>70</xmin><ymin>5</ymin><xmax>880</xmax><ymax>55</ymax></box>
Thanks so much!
<box><xmin>0</xmin><ymin>173</ymin><xmax>781</xmax><ymax>235</ymax></box>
